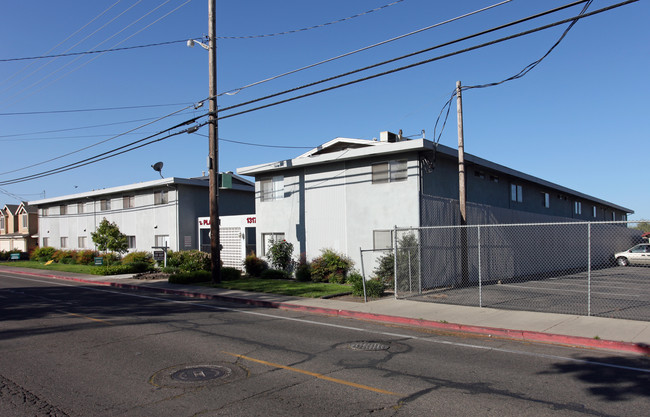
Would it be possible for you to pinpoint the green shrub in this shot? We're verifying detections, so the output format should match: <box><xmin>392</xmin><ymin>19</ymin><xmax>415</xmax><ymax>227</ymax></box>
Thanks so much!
<box><xmin>310</xmin><ymin>249</ymin><xmax>353</xmax><ymax>283</ymax></box>
<box><xmin>76</xmin><ymin>250</ymin><xmax>99</xmax><ymax>265</ymax></box>
<box><xmin>244</xmin><ymin>253</ymin><xmax>268</xmax><ymax>277</ymax></box>
<box><xmin>221</xmin><ymin>267</ymin><xmax>242</xmax><ymax>281</ymax></box>
<box><xmin>161</xmin><ymin>266</ymin><xmax>180</xmax><ymax>274</ymax></box>
<box><xmin>266</xmin><ymin>240</ymin><xmax>294</xmax><ymax>271</ymax></box>
<box><xmin>350</xmin><ymin>273</ymin><xmax>384</xmax><ymax>298</ymax></box>
<box><xmin>125</xmin><ymin>261</ymin><xmax>154</xmax><ymax>273</ymax></box>
<box><xmin>91</xmin><ymin>264</ymin><xmax>136</xmax><ymax>275</ymax></box>
<box><xmin>295</xmin><ymin>262</ymin><xmax>311</xmax><ymax>282</ymax></box>
<box><xmin>30</xmin><ymin>246</ymin><xmax>56</xmax><ymax>262</ymax></box>
<box><xmin>166</xmin><ymin>250</ymin><xmax>211</xmax><ymax>272</ymax></box>
<box><xmin>123</xmin><ymin>251</ymin><xmax>154</xmax><ymax>265</ymax></box>
<box><xmin>261</xmin><ymin>268</ymin><xmax>290</xmax><ymax>280</ymax></box>
<box><xmin>373</xmin><ymin>251</ymin><xmax>395</xmax><ymax>287</ymax></box>
<box><xmin>168</xmin><ymin>270</ymin><xmax>211</xmax><ymax>284</ymax></box>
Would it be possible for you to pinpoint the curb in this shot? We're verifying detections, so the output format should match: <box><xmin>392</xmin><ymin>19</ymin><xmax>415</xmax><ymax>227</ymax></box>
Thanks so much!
<box><xmin>7</xmin><ymin>269</ymin><xmax>650</xmax><ymax>355</ymax></box>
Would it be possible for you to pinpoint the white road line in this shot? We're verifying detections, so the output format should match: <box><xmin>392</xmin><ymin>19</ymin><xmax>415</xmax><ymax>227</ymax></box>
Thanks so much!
<box><xmin>4</xmin><ymin>273</ymin><xmax>649</xmax><ymax>374</ymax></box>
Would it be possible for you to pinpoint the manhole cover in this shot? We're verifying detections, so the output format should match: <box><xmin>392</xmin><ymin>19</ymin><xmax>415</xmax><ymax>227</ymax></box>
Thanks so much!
<box><xmin>171</xmin><ymin>366</ymin><xmax>230</xmax><ymax>382</ymax></box>
<box><xmin>349</xmin><ymin>341</ymin><xmax>390</xmax><ymax>351</ymax></box>
<box><xmin>150</xmin><ymin>363</ymin><xmax>245</xmax><ymax>388</ymax></box>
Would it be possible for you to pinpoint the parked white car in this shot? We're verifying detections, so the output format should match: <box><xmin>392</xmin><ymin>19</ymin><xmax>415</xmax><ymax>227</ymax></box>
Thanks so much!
<box><xmin>614</xmin><ymin>243</ymin><xmax>650</xmax><ymax>266</ymax></box>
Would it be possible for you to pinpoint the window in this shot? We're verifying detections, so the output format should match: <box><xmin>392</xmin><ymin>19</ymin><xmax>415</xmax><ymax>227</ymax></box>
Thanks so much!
<box><xmin>261</xmin><ymin>232</ymin><xmax>285</xmax><ymax>255</ymax></box>
<box><xmin>155</xmin><ymin>234</ymin><xmax>169</xmax><ymax>247</ymax></box>
<box><xmin>0</xmin><ymin>217</ymin><xmax>4</xmax><ymax>230</ymax></box>
<box><xmin>42</xmin><ymin>237</ymin><xmax>49</xmax><ymax>247</ymax></box>
<box><xmin>372</xmin><ymin>160</ymin><xmax>407</xmax><ymax>184</ymax></box>
<box><xmin>123</xmin><ymin>195</ymin><xmax>135</xmax><ymax>209</ymax></box>
<box><xmin>41</xmin><ymin>207</ymin><xmax>48</xmax><ymax>216</ymax></box>
<box><xmin>593</xmin><ymin>206</ymin><xmax>597</xmax><ymax>218</ymax></box>
<box><xmin>574</xmin><ymin>201</ymin><xmax>582</xmax><ymax>215</ymax></box>
<box><xmin>60</xmin><ymin>237</ymin><xmax>68</xmax><ymax>248</ymax></box>
<box><xmin>510</xmin><ymin>184</ymin><xmax>523</xmax><ymax>203</ymax></box>
<box><xmin>77</xmin><ymin>202</ymin><xmax>84</xmax><ymax>213</ymax></box>
<box><xmin>60</xmin><ymin>205</ymin><xmax>67</xmax><ymax>215</ymax></box>
<box><xmin>612</xmin><ymin>212</ymin><xmax>616</xmax><ymax>221</ymax></box>
<box><xmin>154</xmin><ymin>190</ymin><xmax>168</xmax><ymax>205</ymax></box>
<box><xmin>127</xmin><ymin>235</ymin><xmax>136</xmax><ymax>249</ymax></box>
<box><xmin>542</xmin><ymin>192</ymin><xmax>550</xmax><ymax>208</ymax></box>
<box><xmin>22</xmin><ymin>214</ymin><xmax>27</xmax><ymax>228</ymax></box>
<box><xmin>100</xmin><ymin>199</ymin><xmax>111</xmax><ymax>211</ymax></box>
<box><xmin>260</xmin><ymin>176</ymin><xmax>284</xmax><ymax>202</ymax></box>
<box><xmin>373</xmin><ymin>230</ymin><xmax>393</xmax><ymax>250</ymax></box>
<box><xmin>78</xmin><ymin>236</ymin><xmax>86</xmax><ymax>248</ymax></box>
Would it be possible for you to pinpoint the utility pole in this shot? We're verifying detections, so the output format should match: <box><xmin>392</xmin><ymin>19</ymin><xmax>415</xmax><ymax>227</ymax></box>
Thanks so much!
<box><xmin>208</xmin><ymin>0</ymin><xmax>221</xmax><ymax>283</ymax></box>
<box><xmin>456</xmin><ymin>80</ymin><xmax>469</xmax><ymax>287</ymax></box>
<box><xmin>456</xmin><ymin>80</ymin><xmax>466</xmax><ymax>226</ymax></box>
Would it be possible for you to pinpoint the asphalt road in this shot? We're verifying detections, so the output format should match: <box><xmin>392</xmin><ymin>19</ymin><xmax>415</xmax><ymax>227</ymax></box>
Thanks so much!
<box><xmin>1</xmin><ymin>271</ymin><xmax>649</xmax><ymax>416</ymax></box>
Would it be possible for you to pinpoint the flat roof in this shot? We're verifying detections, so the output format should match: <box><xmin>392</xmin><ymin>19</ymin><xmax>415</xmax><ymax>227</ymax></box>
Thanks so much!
<box><xmin>238</xmin><ymin>138</ymin><xmax>633</xmax><ymax>214</ymax></box>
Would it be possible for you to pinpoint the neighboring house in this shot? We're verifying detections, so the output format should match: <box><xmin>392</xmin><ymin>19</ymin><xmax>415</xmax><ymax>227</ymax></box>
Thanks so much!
<box><xmin>237</xmin><ymin>132</ymin><xmax>633</xmax><ymax>267</ymax></box>
<box><xmin>30</xmin><ymin>174</ymin><xmax>254</xmax><ymax>254</ymax></box>
<box><xmin>0</xmin><ymin>202</ymin><xmax>38</xmax><ymax>253</ymax></box>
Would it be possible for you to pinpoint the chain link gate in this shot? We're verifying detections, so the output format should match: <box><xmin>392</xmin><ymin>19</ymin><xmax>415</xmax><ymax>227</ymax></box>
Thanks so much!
<box><xmin>392</xmin><ymin>221</ymin><xmax>650</xmax><ymax>321</ymax></box>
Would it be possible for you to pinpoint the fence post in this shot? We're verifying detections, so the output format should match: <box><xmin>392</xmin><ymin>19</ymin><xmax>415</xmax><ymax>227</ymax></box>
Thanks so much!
<box><xmin>359</xmin><ymin>247</ymin><xmax>368</xmax><ymax>303</ymax></box>
<box><xmin>418</xmin><ymin>227</ymin><xmax>422</xmax><ymax>295</ymax></box>
<box><xmin>587</xmin><ymin>223</ymin><xmax>591</xmax><ymax>316</ymax></box>
<box><xmin>478</xmin><ymin>225</ymin><xmax>482</xmax><ymax>308</ymax></box>
<box><xmin>393</xmin><ymin>225</ymin><xmax>398</xmax><ymax>299</ymax></box>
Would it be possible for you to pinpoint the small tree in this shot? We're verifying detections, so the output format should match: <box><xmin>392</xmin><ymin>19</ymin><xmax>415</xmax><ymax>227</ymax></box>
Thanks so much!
<box><xmin>91</xmin><ymin>218</ymin><xmax>128</xmax><ymax>263</ymax></box>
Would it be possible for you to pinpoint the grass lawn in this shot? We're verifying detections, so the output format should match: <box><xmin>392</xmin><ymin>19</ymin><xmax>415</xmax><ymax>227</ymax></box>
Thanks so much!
<box><xmin>0</xmin><ymin>260</ymin><xmax>97</xmax><ymax>274</ymax></box>
<box><xmin>200</xmin><ymin>278</ymin><xmax>351</xmax><ymax>298</ymax></box>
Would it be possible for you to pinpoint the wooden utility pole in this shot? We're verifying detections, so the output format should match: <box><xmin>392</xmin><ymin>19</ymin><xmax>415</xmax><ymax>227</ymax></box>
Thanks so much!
<box><xmin>456</xmin><ymin>81</ymin><xmax>469</xmax><ymax>286</ymax></box>
<box><xmin>208</xmin><ymin>0</ymin><xmax>221</xmax><ymax>283</ymax></box>
<box><xmin>456</xmin><ymin>80</ymin><xmax>467</xmax><ymax>226</ymax></box>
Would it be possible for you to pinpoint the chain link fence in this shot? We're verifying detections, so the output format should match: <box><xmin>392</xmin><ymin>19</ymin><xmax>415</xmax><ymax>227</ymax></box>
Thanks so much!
<box><xmin>380</xmin><ymin>221</ymin><xmax>649</xmax><ymax>321</ymax></box>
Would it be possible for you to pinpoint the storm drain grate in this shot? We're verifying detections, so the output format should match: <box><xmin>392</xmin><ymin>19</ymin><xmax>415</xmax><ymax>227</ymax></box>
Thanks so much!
<box><xmin>170</xmin><ymin>365</ymin><xmax>232</xmax><ymax>382</ymax></box>
<box><xmin>349</xmin><ymin>341</ymin><xmax>390</xmax><ymax>351</ymax></box>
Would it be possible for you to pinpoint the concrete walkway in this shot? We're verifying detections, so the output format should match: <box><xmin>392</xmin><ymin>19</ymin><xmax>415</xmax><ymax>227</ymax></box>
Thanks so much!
<box><xmin>2</xmin><ymin>265</ymin><xmax>649</xmax><ymax>355</ymax></box>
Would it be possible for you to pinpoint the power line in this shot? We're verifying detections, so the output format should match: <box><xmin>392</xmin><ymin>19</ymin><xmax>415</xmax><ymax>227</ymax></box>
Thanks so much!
<box><xmin>196</xmin><ymin>133</ymin><xmax>313</xmax><ymax>149</ymax></box>
<box><xmin>0</xmin><ymin>39</ymin><xmax>200</xmax><ymax>63</ymax></box>
<box><xmin>216</xmin><ymin>0</ymin><xmax>591</xmax><ymax>115</ymax></box>
<box><xmin>218</xmin><ymin>0</ymin><xmax>630</xmax><ymax>121</ymax></box>
<box><xmin>217</xmin><ymin>1</ymin><xmax>405</xmax><ymax>39</ymax></box>
<box><xmin>433</xmin><ymin>0</ymin><xmax>595</xmax><ymax>144</ymax></box>
<box><xmin>217</xmin><ymin>0</ymin><xmax>513</xmax><ymax>97</ymax></box>
<box><xmin>0</xmin><ymin>103</ymin><xmax>204</xmax><ymax>176</ymax></box>
<box><xmin>0</xmin><ymin>102</ymin><xmax>195</xmax><ymax>116</ymax></box>
<box><xmin>0</xmin><ymin>117</ymin><xmax>207</xmax><ymax>186</ymax></box>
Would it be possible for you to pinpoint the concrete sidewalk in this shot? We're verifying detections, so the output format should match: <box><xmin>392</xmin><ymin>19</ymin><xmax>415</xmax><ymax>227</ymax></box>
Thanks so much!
<box><xmin>3</xmin><ymin>265</ymin><xmax>650</xmax><ymax>355</ymax></box>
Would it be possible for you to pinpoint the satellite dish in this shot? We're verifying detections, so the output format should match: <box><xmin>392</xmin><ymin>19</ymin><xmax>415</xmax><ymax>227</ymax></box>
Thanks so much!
<box><xmin>151</xmin><ymin>162</ymin><xmax>164</xmax><ymax>178</ymax></box>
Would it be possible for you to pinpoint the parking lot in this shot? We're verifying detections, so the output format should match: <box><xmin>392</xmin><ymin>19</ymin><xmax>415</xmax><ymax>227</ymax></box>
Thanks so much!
<box><xmin>410</xmin><ymin>266</ymin><xmax>650</xmax><ymax>321</ymax></box>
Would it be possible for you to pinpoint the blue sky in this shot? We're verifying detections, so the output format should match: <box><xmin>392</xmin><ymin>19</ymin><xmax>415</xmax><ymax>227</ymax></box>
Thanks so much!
<box><xmin>1</xmin><ymin>0</ymin><xmax>648</xmax><ymax>220</ymax></box>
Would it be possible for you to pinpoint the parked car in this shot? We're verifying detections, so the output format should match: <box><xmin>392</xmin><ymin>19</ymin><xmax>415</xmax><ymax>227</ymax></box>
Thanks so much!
<box><xmin>614</xmin><ymin>243</ymin><xmax>650</xmax><ymax>266</ymax></box>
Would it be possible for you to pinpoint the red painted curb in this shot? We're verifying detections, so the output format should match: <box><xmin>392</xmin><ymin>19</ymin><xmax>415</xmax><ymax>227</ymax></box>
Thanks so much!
<box><xmin>5</xmin><ymin>268</ymin><xmax>649</xmax><ymax>355</ymax></box>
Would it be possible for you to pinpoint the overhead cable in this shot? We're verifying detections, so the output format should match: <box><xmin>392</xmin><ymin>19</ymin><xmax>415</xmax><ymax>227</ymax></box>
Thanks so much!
<box><xmin>217</xmin><ymin>0</ymin><xmax>513</xmax><ymax>96</ymax></box>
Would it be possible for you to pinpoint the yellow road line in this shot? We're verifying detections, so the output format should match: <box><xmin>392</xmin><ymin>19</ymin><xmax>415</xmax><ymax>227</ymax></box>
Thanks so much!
<box><xmin>65</xmin><ymin>311</ymin><xmax>114</xmax><ymax>325</ymax></box>
<box><xmin>223</xmin><ymin>351</ymin><xmax>401</xmax><ymax>396</ymax></box>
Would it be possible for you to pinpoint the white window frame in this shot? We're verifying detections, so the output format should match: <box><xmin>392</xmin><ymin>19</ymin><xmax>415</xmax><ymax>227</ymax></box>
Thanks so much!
<box><xmin>123</xmin><ymin>195</ymin><xmax>135</xmax><ymax>209</ymax></box>
<box><xmin>60</xmin><ymin>205</ymin><xmax>67</xmax><ymax>215</ymax></box>
<box><xmin>127</xmin><ymin>235</ymin><xmax>136</xmax><ymax>249</ymax></box>
<box><xmin>100</xmin><ymin>199</ymin><xmax>111</xmax><ymax>211</ymax></box>
<box><xmin>42</xmin><ymin>237</ymin><xmax>49</xmax><ymax>247</ymax></box>
<box><xmin>154</xmin><ymin>190</ymin><xmax>168</xmax><ymax>205</ymax></box>
<box><xmin>155</xmin><ymin>234</ymin><xmax>170</xmax><ymax>247</ymax></box>
<box><xmin>511</xmin><ymin>184</ymin><xmax>523</xmax><ymax>203</ymax></box>
<box><xmin>78</xmin><ymin>236</ymin><xmax>86</xmax><ymax>249</ymax></box>
<box><xmin>77</xmin><ymin>202</ymin><xmax>84</xmax><ymax>213</ymax></box>
<box><xmin>22</xmin><ymin>214</ymin><xmax>28</xmax><ymax>228</ymax></box>
<box><xmin>260</xmin><ymin>176</ymin><xmax>284</xmax><ymax>202</ymax></box>
<box><xmin>261</xmin><ymin>232</ymin><xmax>285</xmax><ymax>255</ymax></box>
<box><xmin>0</xmin><ymin>216</ymin><xmax>5</xmax><ymax>230</ymax></box>
<box><xmin>372</xmin><ymin>160</ymin><xmax>407</xmax><ymax>184</ymax></box>
<box><xmin>60</xmin><ymin>237</ymin><xmax>68</xmax><ymax>248</ymax></box>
